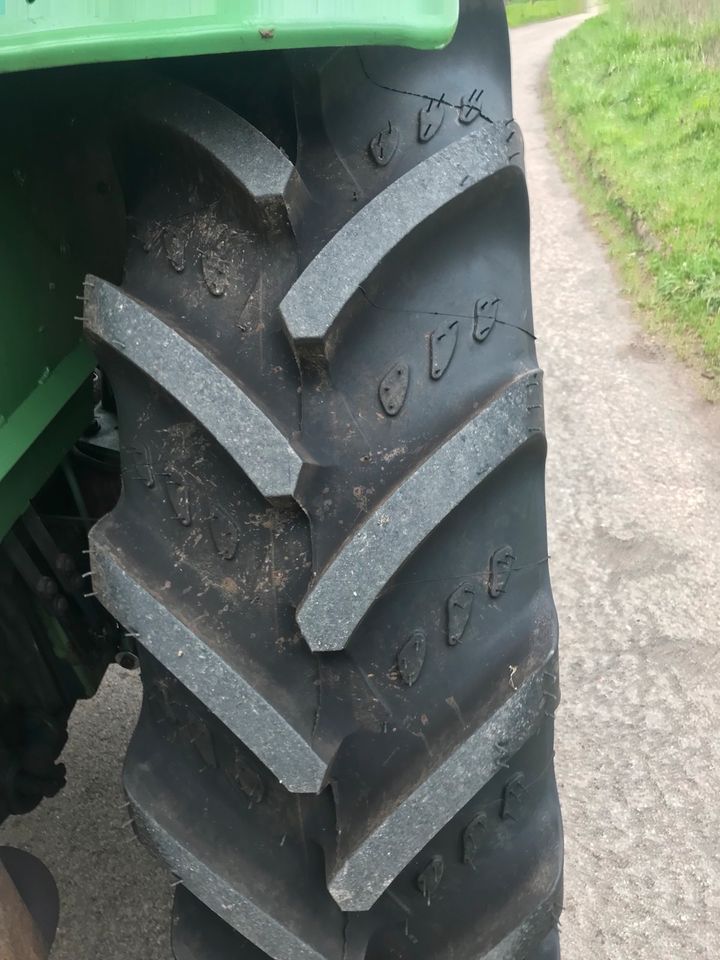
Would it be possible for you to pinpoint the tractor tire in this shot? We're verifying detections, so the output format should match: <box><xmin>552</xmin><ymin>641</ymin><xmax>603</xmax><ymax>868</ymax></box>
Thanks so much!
<box><xmin>85</xmin><ymin>1</ymin><xmax>562</xmax><ymax>957</ymax></box>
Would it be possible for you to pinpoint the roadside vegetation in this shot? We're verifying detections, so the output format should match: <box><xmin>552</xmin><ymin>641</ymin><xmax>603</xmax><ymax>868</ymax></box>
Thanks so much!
<box><xmin>548</xmin><ymin>0</ymin><xmax>720</xmax><ymax>379</ymax></box>
<box><xmin>506</xmin><ymin>0</ymin><xmax>584</xmax><ymax>28</ymax></box>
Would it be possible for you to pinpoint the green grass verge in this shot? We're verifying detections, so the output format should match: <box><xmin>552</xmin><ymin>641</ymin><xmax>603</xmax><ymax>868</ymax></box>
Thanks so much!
<box><xmin>548</xmin><ymin>4</ymin><xmax>720</xmax><ymax>379</ymax></box>
<box><xmin>506</xmin><ymin>0</ymin><xmax>584</xmax><ymax>28</ymax></box>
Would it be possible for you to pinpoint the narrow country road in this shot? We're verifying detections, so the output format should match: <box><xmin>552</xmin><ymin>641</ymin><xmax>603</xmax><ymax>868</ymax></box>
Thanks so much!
<box><xmin>513</xmin><ymin>12</ymin><xmax>720</xmax><ymax>960</ymax></box>
<box><xmin>3</xmin><ymin>12</ymin><xmax>720</xmax><ymax>960</ymax></box>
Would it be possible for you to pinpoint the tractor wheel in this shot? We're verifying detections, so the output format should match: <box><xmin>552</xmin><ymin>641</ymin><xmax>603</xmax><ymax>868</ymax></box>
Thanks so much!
<box><xmin>85</xmin><ymin>1</ymin><xmax>562</xmax><ymax>957</ymax></box>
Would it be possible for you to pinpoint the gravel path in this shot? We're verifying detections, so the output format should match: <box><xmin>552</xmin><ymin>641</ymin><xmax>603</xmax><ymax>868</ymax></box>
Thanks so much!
<box><xmin>3</xmin><ymin>12</ymin><xmax>720</xmax><ymax>959</ymax></box>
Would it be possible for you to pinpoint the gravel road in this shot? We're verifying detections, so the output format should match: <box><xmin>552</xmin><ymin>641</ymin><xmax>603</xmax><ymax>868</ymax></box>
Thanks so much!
<box><xmin>3</xmin><ymin>11</ymin><xmax>720</xmax><ymax>959</ymax></box>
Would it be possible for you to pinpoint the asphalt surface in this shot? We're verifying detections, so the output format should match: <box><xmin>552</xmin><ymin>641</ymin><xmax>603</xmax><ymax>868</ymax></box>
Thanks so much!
<box><xmin>4</xmin><ymin>11</ymin><xmax>720</xmax><ymax>960</ymax></box>
<box><xmin>516</xmin><ymin>11</ymin><xmax>720</xmax><ymax>959</ymax></box>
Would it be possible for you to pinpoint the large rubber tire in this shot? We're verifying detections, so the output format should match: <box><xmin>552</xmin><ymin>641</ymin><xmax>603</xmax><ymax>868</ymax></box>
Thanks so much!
<box><xmin>85</xmin><ymin>2</ymin><xmax>562</xmax><ymax>957</ymax></box>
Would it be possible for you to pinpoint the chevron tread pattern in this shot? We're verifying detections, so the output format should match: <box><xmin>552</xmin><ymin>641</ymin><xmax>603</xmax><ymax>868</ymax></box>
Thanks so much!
<box><xmin>85</xmin><ymin>2</ymin><xmax>563</xmax><ymax>957</ymax></box>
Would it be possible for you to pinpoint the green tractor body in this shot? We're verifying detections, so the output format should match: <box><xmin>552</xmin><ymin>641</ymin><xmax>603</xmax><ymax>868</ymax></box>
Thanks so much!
<box><xmin>0</xmin><ymin>5</ymin><xmax>564</xmax><ymax>960</ymax></box>
<box><xmin>0</xmin><ymin>0</ymin><xmax>459</xmax><ymax>540</ymax></box>
<box><xmin>0</xmin><ymin>0</ymin><xmax>460</xmax><ymax>827</ymax></box>
<box><xmin>0</xmin><ymin>0</ymin><xmax>458</xmax><ymax>74</ymax></box>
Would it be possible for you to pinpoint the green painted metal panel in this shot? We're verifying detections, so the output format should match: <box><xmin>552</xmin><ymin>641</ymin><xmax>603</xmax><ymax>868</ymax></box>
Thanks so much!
<box><xmin>0</xmin><ymin>95</ymin><xmax>123</xmax><ymax>536</ymax></box>
<box><xmin>0</xmin><ymin>174</ymin><xmax>89</xmax><ymax>434</ymax></box>
<box><xmin>0</xmin><ymin>382</ymin><xmax>91</xmax><ymax>540</ymax></box>
<box><xmin>0</xmin><ymin>342</ymin><xmax>94</xmax><ymax>487</ymax></box>
<box><xmin>0</xmin><ymin>1</ymin><xmax>459</xmax><ymax>74</ymax></box>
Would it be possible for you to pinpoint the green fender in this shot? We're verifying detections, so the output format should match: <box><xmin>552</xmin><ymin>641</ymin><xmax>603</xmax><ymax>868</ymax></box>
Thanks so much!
<box><xmin>0</xmin><ymin>1</ymin><xmax>459</xmax><ymax>74</ymax></box>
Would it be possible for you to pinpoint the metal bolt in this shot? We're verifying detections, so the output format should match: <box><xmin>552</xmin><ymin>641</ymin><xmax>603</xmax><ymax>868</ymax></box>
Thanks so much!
<box><xmin>91</xmin><ymin>369</ymin><xmax>104</xmax><ymax>404</ymax></box>
<box><xmin>55</xmin><ymin>553</ymin><xmax>76</xmax><ymax>575</ymax></box>
<box><xmin>51</xmin><ymin>596</ymin><xmax>70</xmax><ymax>618</ymax></box>
<box><xmin>115</xmin><ymin>651</ymin><xmax>140</xmax><ymax>671</ymax></box>
<box><xmin>36</xmin><ymin>576</ymin><xmax>58</xmax><ymax>599</ymax></box>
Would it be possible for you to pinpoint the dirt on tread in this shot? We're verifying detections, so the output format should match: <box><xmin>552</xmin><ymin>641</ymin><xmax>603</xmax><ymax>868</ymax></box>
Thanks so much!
<box><xmin>83</xmin><ymin>2</ymin><xmax>562</xmax><ymax>957</ymax></box>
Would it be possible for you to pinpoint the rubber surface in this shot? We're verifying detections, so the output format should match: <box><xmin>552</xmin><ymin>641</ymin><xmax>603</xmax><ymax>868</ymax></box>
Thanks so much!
<box><xmin>85</xmin><ymin>1</ymin><xmax>562</xmax><ymax>956</ymax></box>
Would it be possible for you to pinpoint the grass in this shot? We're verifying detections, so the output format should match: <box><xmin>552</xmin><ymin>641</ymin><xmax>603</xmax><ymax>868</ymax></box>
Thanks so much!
<box><xmin>547</xmin><ymin>1</ymin><xmax>720</xmax><ymax>379</ymax></box>
<box><xmin>506</xmin><ymin>0</ymin><xmax>585</xmax><ymax>28</ymax></box>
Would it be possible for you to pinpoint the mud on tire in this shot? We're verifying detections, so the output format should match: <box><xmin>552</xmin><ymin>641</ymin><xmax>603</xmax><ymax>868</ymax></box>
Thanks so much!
<box><xmin>84</xmin><ymin>2</ymin><xmax>563</xmax><ymax>957</ymax></box>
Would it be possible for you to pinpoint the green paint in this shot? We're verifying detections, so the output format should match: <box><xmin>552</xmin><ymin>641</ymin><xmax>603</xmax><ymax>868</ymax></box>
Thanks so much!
<box><xmin>0</xmin><ymin>1</ymin><xmax>458</xmax><ymax>74</ymax></box>
<box><xmin>0</xmin><ymin>116</ymin><xmax>119</xmax><ymax>538</ymax></box>
<box><xmin>0</xmin><ymin>382</ymin><xmax>91</xmax><ymax>540</ymax></box>
<box><xmin>0</xmin><ymin>342</ymin><xmax>94</xmax><ymax>487</ymax></box>
<box><xmin>38</xmin><ymin>604</ymin><xmax>105</xmax><ymax>698</ymax></box>
<box><xmin>1</xmin><ymin>176</ymin><xmax>90</xmax><ymax>435</ymax></box>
